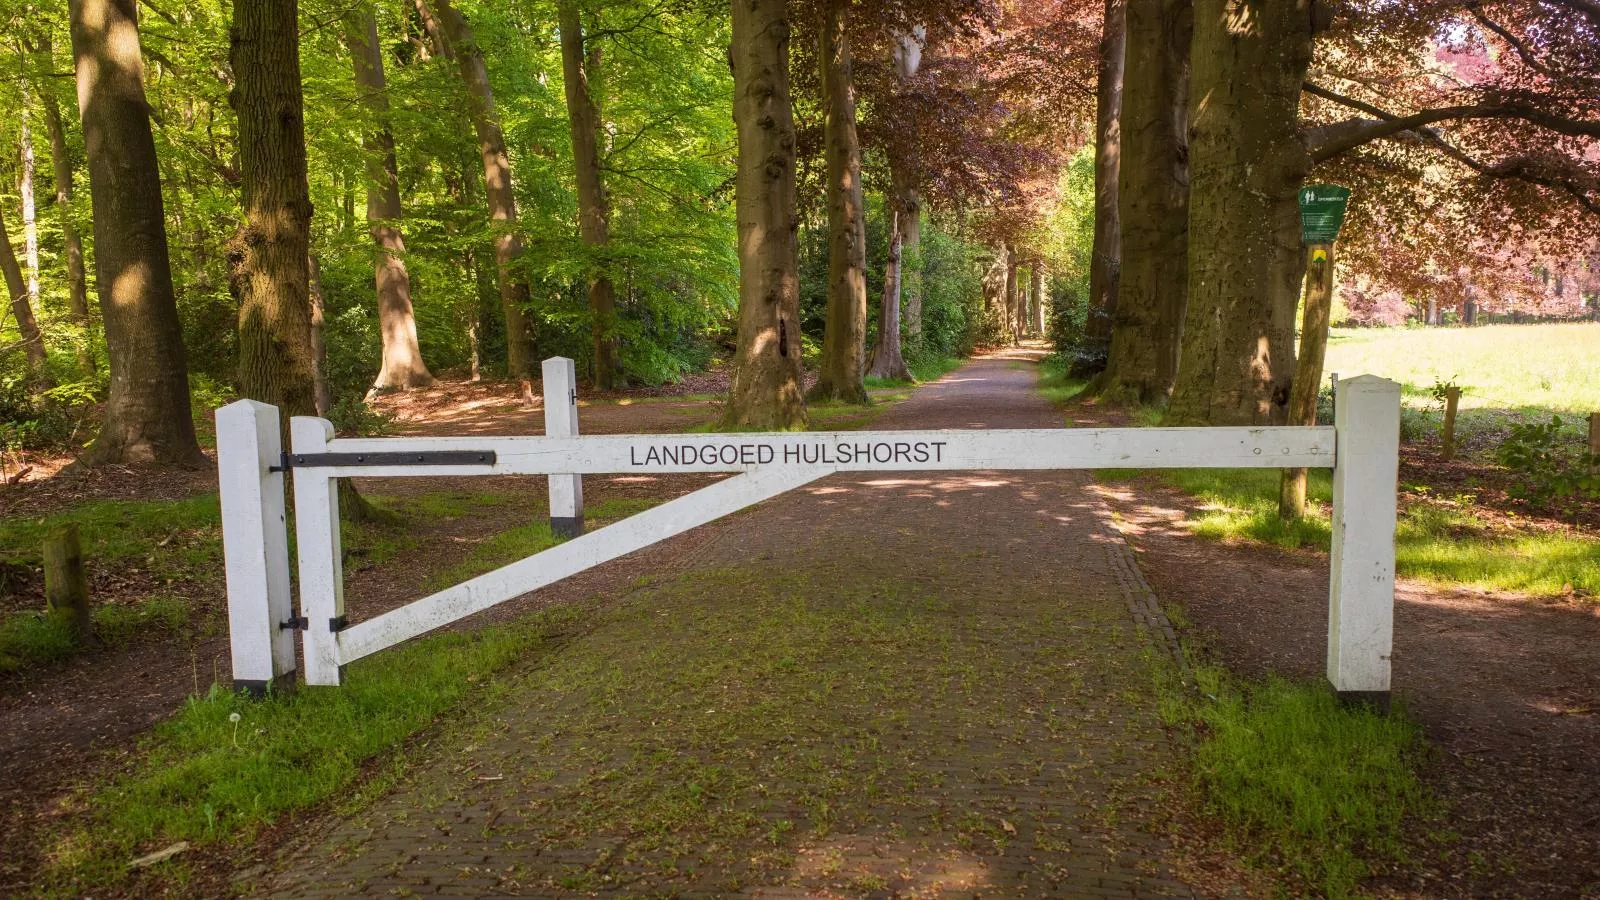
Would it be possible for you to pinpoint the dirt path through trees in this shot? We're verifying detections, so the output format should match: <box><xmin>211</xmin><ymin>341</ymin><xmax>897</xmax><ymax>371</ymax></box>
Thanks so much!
<box><xmin>257</xmin><ymin>347</ymin><xmax>1217</xmax><ymax>897</ymax></box>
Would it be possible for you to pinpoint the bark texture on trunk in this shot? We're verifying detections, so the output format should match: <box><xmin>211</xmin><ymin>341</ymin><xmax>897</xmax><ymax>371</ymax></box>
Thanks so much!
<box><xmin>888</xmin><ymin>26</ymin><xmax>925</xmax><ymax>343</ymax></box>
<box><xmin>557</xmin><ymin>0</ymin><xmax>620</xmax><ymax>389</ymax></box>
<box><xmin>722</xmin><ymin>0</ymin><xmax>805</xmax><ymax>429</ymax></box>
<box><xmin>427</xmin><ymin>0</ymin><xmax>538</xmax><ymax>383</ymax></box>
<box><xmin>1278</xmin><ymin>242</ymin><xmax>1333</xmax><ymax>518</ymax></box>
<box><xmin>1</xmin><ymin>204</ymin><xmax>47</xmax><ymax>378</ymax></box>
<box><xmin>807</xmin><ymin>0</ymin><xmax>869</xmax><ymax>405</ymax></box>
<box><xmin>308</xmin><ymin>254</ymin><xmax>332</xmax><ymax>416</ymax></box>
<box><xmin>344</xmin><ymin>8</ymin><xmax>433</xmax><ymax>392</ymax></box>
<box><xmin>20</xmin><ymin>101</ymin><xmax>41</xmax><ymax>308</ymax></box>
<box><xmin>1085</xmin><ymin>0</ymin><xmax>1124</xmax><ymax>357</ymax></box>
<box><xmin>866</xmin><ymin>212</ymin><xmax>910</xmax><ymax>380</ymax></box>
<box><xmin>1006</xmin><ymin>250</ymin><xmax>1021</xmax><ymax>343</ymax></box>
<box><xmin>70</xmin><ymin>0</ymin><xmax>204</xmax><ymax>467</ymax></box>
<box><xmin>1167</xmin><ymin>0</ymin><xmax>1314</xmax><ymax>425</ymax></box>
<box><xmin>981</xmin><ymin>243</ymin><xmax>1009</xmax><ymax>341</ymax></box>
<box><xmin>1031</xmin><ymin>261</ymin><xmax>1046</xmax><ymax>334</ymax></box>
<box><xmin>37</xmin><ymin>47</ymin><xmax>94</xmax><ymax>374</ymax></box>
<box><xmin>230</xmin><ymin>0</ymin><xmax>318</xmax><ymax>424</ymax></box>
<box><xmin>1097</xmin><ymin>0</ymin><xmax>1189</xmax><ymax>404</ymax></box>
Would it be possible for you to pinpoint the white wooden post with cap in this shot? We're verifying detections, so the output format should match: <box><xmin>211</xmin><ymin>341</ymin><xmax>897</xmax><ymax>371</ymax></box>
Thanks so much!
<box><xmin>291</xmin><ymin>416</ymin><xmax>347</xmax><ymax>687</ymax></box>
<box><xmin>215</xmin><ymin>400</ymin><xmax>296</xmax><ymax>695</ymax></box>
<box><xmin>543</xmin><ymin>356</ymin><xmax>584</xmax><ymax>537</ymax></box>
<box><xmin>1327</xmin><ymin>374</ymin><xmax>1401</xmax><ymax>707</ymax></box>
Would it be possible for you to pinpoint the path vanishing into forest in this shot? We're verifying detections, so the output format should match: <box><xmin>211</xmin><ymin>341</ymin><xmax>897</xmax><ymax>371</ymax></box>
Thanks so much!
<box><xmin>258</xmin><ymin>347</ymin><xmax>1221</xmax><ymax>897</ymax></box>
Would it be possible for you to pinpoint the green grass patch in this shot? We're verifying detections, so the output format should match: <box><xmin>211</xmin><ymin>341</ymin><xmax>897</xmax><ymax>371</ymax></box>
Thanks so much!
<box><xmin>1036</xmin><ymin>355</ymin><xmax>1089</xmax><ymax>405</ymax></box>
<box><xmin>1103</xmin><ymin>468</ymin><xmax>1600</xmax><ymax>596</ymax></box>
<box><xmin>0</xmin><ymin>496</ymin><xmax>223</xmax><ymax>583</ymax></box>
<box><xmin>862</xmin><ymin>352</ymin><xmax>964</xmax><ymax>389</ymax></box>
<box><xmin>0</xmin><ymin>597</ymin><xmax>194</xmax><ymax>673</ymax></box>
<box><xmin>1169</xmin><ymin>667</ymin><xmax>1429</xmax><ymax>897</ymax></box>
<box><xmin>38</xmin><ymin>605</ymin><xmax>583</xmax><ymax>894</ymax></box>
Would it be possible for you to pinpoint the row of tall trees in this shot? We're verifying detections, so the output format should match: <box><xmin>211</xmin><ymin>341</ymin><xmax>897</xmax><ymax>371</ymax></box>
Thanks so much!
<box><xmin>1079</xmin><ymin>0</ymin><xmax>1600</xmax><ymax>424</ymax></box>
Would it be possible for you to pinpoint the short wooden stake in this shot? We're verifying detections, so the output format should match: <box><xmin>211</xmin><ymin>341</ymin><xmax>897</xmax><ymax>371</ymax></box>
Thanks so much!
<box><xmin>1440</xmin><ymin>387</ymin><xmax>1460</xmax><ymax>461</ymax></box>
<box><xmin>543</xmin><ymin>357</ymin><xmax>584</xmax><ymax>538</ymax></box>
<box><xmin>43</xmin><ymin>525</ymin><xmax>92</xmax><ymax>642</ymax></box>
<box><xmin>1328</xmin><ymin>375</ymin><xmax>1401</xmax><ymax>707</ymax></box>
<box><xmin>1588</xmin><ymin>412</ymin><xmax>1599</xmax><ymax>474</ymax></box>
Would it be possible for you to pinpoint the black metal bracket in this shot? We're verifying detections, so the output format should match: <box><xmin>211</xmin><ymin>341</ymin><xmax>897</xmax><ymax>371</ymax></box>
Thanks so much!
<box><xmin>272</xmin><ymin>450</ymin><xmax>497</xmax><ymax>472</ymax></box>
<box><xmin>329</xmin><ymin>615</ymin><xmax>349</xmax><ymax>633</ymax></box>
<box><xmin>280</xmin><ymin>615</ymin><xmax>308</xmax><ymax>631</ymax></box>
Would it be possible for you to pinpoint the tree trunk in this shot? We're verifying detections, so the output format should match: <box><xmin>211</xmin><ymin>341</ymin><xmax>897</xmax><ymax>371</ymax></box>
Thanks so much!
<box><xmin>36</xmin><ymin>42</ymin><xmax>94</xmax><ymax>375</ymax></box>
<box><xmin>888</xmin><ymin>26</ymin><xmax>925</xmax><ymax>345</ymax></box>
<box><xmin>69</xmin><ymin>0</ymin><xmax>204</xmax><ymax>467</ymax></box>
<box><xmin>426</xmin><ymin>0</ymin><xmax>538</xmax><ymax>387</ymax></box>
<box><xmin>1167</xmin><ymin>0</ymin><xmax>1315</xmax><ymax>425</ymax></box>
<box><xmin>866</xmin><ymin>212</ymin><xmax>910</xmax><ymax>380</ymax></box>
<box><xmin>1007</xmin><ymin>251</ymin><xmax>1023</xmax><ymax>343</ymax></box>
<box><xmin>308</xmin><ymin>255</ymin><xmax>332</xmax><ymax>416</ymax></box>
<box><xmin>1031</xmin><ymin>261</ymin><xmax>1046</xmax><ymax>334</ymax></box>
<box><xmin>343</xmin><ymin>8</ymin><xmax>434</xmax><ymax>393</ymax></box>
<box><xmin>1084</xmin><ymin>0</ymin><xmax>1125</xmax><ymax>360</ymax></box>
<box><xmin>1279</xmin><ymin>242</ymin><xmax>1333</xmax><ymax>518</ymax></box>
<box><xmin>230</xmin><ymin>0</ymin><xmax>318</xmax><ymax>425</ymax></box>
<box><xmin>807</xmin><ymin>0</ymin><xmax>869</xmax><ymax>405</ymax></box>
<box><xmin>1</xmin><ymin>205</ymin><xmax>46</xmax><ymax>379</ymax></box>
<box><xmin>1097</xmin><ymin>0</ymin><xmax>1190</xmax><ymax>404</ymax></box>
<box><xmin>982</xmin><ymin>243</ymin><xmax>1009</xmax><ymax>341</ymax></box>
<box><xmin>556</xmin><ymin>0</ymin><xmax>620</xmax><ymax>390</ymax></box>
<box><xmin>721</xmin><ymin>0</ymin><xmax>806</xmax><ymax>429</ymax></box>
<box><xmin>19</xmin><ymin>97</ymin><xmax>41</xmax><ymax>310</ymax></box>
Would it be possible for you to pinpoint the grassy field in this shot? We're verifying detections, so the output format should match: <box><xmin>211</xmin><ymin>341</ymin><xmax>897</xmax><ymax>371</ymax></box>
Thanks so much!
<box><xmin>1324</xmin><ymin>323</ymin><xmax>1600</xmax><ymax>414</ymax></box>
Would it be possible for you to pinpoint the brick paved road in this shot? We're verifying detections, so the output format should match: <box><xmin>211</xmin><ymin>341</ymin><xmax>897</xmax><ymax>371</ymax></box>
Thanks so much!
<box><xmin>256</xmin><ymin>349</ymin><xmax>1210</xmax><ymax>898</ymax></box>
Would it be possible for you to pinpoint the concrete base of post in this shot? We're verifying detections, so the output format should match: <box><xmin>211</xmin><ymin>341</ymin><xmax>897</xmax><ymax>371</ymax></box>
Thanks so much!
<box><xmin>1335</xmin><ymin>689</ymin><xmax>1391</xmax><ymax>715</ymax></box>
<box><xmin>550</xmin><ymin>516</ymin><xmax>584</xmax><ymax>539</ymax></box>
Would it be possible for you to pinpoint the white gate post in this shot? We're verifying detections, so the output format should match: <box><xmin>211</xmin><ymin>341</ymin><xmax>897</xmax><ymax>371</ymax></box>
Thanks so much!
<box><xmin>1327</xmin><ymin>375</ymin><xmax>1401</xmax><ymax>707</ymax></box>
<box><xmin>216</xmin><ymin>400</ymin><xmax>296</xmax><ymax>696</ymax></box>
<box><xmin>543</xmin><ymin>357</ymin><xmax>584</xmax><ymax>537</ymax></box>
<box><xmin>291</xmin><ymin>416</ymin><xmax>346</xmax><ymax>686</ymax></box>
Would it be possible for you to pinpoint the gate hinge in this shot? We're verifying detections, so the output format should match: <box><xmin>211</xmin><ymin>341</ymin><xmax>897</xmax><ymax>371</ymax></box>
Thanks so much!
<box><xmin>280</xmin><ymin>615</ymin><xmax>308</xmax><ymax>631</ymax></box>
<box><xmin>329</xmin><ymin>615</ymin><xmax>349</xmax><ymax>633</ymax></box>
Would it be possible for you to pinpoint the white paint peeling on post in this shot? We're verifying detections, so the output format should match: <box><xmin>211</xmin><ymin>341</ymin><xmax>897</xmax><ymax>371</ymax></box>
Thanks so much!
<box><xmin>1327</xmin><ymin>375</ymin><xmax>1401</xmax><ymax>706</ymax></box>
<box><xmin>291</xmin><ymin>416</ymin><xmax>346</xmax><ymax>687</ymax></box>
<box><xmin>216</xmin><ymin>400</ymin><xmax>295</xmax><ymax>695</ymax></box>
<box><xmin>542</xmin><ymin>357</ymin><xmax>584</xmax><ymax>537</ymax></box>
<box><xmin>336</xmin><ymin>464</ymin><xmax>829</xmax><ymax>664</ymax></box>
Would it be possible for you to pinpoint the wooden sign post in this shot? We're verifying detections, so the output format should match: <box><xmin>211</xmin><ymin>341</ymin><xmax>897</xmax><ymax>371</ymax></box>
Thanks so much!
<box><xmin>1281</xmin><ymin>185</ymin><xmax>1352</xmax><ymax>520</ymax></box>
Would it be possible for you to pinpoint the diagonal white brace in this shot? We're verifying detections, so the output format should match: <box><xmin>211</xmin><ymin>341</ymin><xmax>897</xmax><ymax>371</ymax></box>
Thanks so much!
<box><xmin>335</xmin><ymin>464</ymin><xmax>831</xmax><ymax>667</ymax></box>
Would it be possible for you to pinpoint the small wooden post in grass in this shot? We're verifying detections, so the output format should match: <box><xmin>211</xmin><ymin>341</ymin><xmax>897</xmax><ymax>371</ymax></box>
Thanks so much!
<box><xmin>1440</xmin><ymin>387</ymin><xmax>1461</xmax><ymax>461</ymax></box>
<box><xmin>1589</xmin><ymin>412</ymin><xmax>1600</xmax><ymax>474</ymax></box>
<box><xmin>43</xmin><ymin>525</ymin><xmax>93</xmax><ymax>642</ymax></box>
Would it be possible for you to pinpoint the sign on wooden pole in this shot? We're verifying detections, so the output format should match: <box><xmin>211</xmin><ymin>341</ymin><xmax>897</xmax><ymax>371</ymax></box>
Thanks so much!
<box><xmin>1327</xmin><ymin>375</ymin><xmax>1401</xmax><ymax>707</ymax></box>
<box><xmin>543</xmin><ymin>357</ymin><xmax>584</xmax><ymax>538</ymax></box>
<box><xmin>216</xmin><ymin>400</ymin><xmax>296</xmax><ymax>695</ymax></box>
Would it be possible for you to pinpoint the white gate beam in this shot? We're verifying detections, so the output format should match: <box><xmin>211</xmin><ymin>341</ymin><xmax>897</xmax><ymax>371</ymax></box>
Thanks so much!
<box><xmin>333</xmin><ymin>464</ymin><xmax>831</xmax><ymax>673</ymax></box>
<box><xmin>1327</xmin><ymin>375</ymin><xmax>1401</xmax><ymax>707</ymax></box>
<box><xmin>216</xmin><ymin>400</ymin><xmax>296</xmax><ymax>695</ymax></box>
<box><xmin>307</xmin><ymin>426</ymin><xmax>1336</xmax><ymax>478</ymax></box>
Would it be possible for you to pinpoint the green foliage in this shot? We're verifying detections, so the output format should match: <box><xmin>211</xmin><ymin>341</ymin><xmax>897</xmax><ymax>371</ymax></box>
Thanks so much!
<box><xmin>1495</xmin><ymin>415</ymin><xmax>1600</xmax><ymax>504</ymax></box>
<box><xmin>1175</xmin><ymin>668</ymin><xmax>1429</xmax><ymax>897</ymax></box>
<box><xmin>1037</xmin><ymin>147</ymin><xmax>1097</xmax><ymax>363</ymax></box>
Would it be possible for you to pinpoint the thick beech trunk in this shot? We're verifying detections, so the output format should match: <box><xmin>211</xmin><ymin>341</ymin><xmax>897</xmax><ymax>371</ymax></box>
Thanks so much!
<box><xmin>866</xmin><ymin>213</ymin><xmax>910</xmax><ymax>380</ymax></box>
<box><xmin>344</xmin><ymin>8</ymin><xmax>433</xmax><ymax>392</ymax></box>
<box><xmin>1097</xmin><ymin>0</ymin><xmax>1190</xmax><ymax>404</ymax></box>
<box><xmin>37</xmin><ymin>48</ymin><xmax>93</xmax><ymax>375</ymax></box>
<box><xmin>557</xmin><ymin>0</ymin><xmax>620</xmax><ymax>389</ymax></box>
<box><xmin>1031</xmin><ymin>262</ymin><xmax>1046</xmax><ymax>334</ymax></box>
<box><xmin>427</xmin><ymin>0</ymin><xmax>538</xmax><ymax>385</ymax></box>
<box><xmin>1</xmin><ymin>205</ymin><xmax>46</xmax><ymax>378</ymax></box>
<box><xmin>808</xmin><ymin>0</ymin><xmax>869</xmax><ymax>405</ymax></box>
<box><xmin>1085</xmin><ymin>0</ymin><xmax>1125</xmax><ymax>359</ymax></box>
<box><xmin>722</xmin><ymin>0</ymin><xmax>805</xmax><ymax>429</ymax></box>
<box><xmin>888</xmin><ymin>26</ymin><xmax>925</xmax><ymax>343</ymax></box>
<box><xmin>230</xmin><ymin>0</ymin><xmax>318</xmax><ymax>422</ymax></box>
<box><xmin>1167</xmin><ymin>0</ymin><xmax>1315</xmax><ymax>425</ymax></box>
<box><xmin>69</xmin><ymin>0</ymin><xmax>204</xmax><ymax>467</ymax></box>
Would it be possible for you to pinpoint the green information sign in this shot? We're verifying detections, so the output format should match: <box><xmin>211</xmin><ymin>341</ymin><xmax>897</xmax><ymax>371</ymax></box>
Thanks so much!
<box><xmin>1299</xmin><ymin>184</ymin><xmax>1351</xmax><ymax>245</ymax></box>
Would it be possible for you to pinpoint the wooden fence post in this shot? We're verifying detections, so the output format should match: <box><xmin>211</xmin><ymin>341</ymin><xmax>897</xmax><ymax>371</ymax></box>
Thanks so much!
<box><xmin>216</xmin><ymin>400</ymin><xmax>296</xmax><ymax>695</ymax></box>
<box><xmin>291</xmin><ymin>416</ymin><xmax>345</xmax><ymax>687</ymax></box>
<box><xmin>1328</xmin><ymin>375</ymin><xmax>1401</xmax><ymax>709</ymax></box>
<box><xmin>43</xmin><ymin>524</ymin><xmax>93</xmax><ymax>643</ymax></box>
<box><xmin>1440</xmin><ymin>387</ymin><xmax>1461</xmax><ymax>461</ymax></box>
<box><xmin>543</xmin><ymin>357</ymin><xmax>584</xmax><ymax>538</ymax></box>
<box><xmin>1589</xmin><ymin>412</ymin><xmax>1599</xmax><ymax>474</ymax></box>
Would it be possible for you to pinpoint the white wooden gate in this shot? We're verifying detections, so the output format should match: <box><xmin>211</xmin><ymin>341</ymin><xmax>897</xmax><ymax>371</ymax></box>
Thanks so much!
<box><xmin>217</xmin><ymin>360</ymin><xmax>1401</xmax><ymax>704</ymax></box>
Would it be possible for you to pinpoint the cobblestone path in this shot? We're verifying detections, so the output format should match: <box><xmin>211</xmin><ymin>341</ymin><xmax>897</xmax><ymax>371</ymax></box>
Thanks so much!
<box><xmin>258</xmin><ymin>349</ymin><xmax>1203</xmax><ymax>898</ymax></box>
